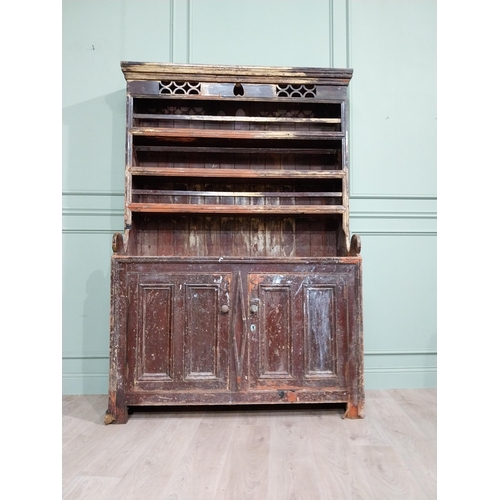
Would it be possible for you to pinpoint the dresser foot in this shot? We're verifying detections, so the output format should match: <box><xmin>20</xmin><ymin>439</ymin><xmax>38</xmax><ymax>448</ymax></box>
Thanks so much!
<box><xmin>105</xmin><ymin>400</ymin><xmax>128</xmax><ymax>424</ymax></box>
<box><xmin>344</xmin><ymin>401</ymin><xmax>364</xmax><ymax>419</ymax></box>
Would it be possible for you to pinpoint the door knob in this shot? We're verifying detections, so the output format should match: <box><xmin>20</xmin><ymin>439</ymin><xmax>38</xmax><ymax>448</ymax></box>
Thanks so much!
<box><xmin>221</xmin><ymin>305</ymin><xmax>229</xmax><ymax>314</ymax></box>
<box><xmin>250</xmin><ymin>304</ymin><xmax>258</xmax><ymax>313</ymax></box>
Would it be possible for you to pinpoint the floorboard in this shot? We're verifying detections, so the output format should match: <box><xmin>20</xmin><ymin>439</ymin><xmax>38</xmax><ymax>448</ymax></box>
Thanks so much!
<box><xmin>62</xmin><ymin>390</ymin><xmax>437</xmax><ymax>500</ymax></box>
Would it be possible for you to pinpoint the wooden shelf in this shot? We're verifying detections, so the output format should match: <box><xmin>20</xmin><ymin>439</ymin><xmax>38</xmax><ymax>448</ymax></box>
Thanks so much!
<box><xmin>130</xmin><ymin>127</ymin><xmax>344</xmax><ymax>141</ymax></box>
<box><xmin>132</xmin><ymin>189</ymin><xmax>343</xmax><ymax>198</ymax></box>
<box><xmin>128</xmin><ymin>203</ymin><xmax>347</xmax><ymax>215</ymax></box>
<box><xmin>129</xmin><ymin>93</ymin><xmax>345</xmax><ymax>104</ymax></box>
<box><xmin>128</xmin><ymin>167</ymin><xmax>346</xmax><ymax>179</ymax></box>
<box><xmin>133</xmin><ymin>113</ymin><xmax>341</xmax><ymax>124</ymax></box>
<box><xmin>134</xmin><ymin>145</ymin><xmax>338</xmax><ymax>155</ymax></box>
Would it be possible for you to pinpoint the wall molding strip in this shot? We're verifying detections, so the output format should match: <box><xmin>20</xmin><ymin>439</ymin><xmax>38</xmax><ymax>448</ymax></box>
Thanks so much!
<box><xmin>63</xmin><ymin>208</ymin><xmax>124</xmax><ymax>217</ymax></box>
<box><xmin>365</xmin><ymin>349</ymin><xmax>436</xmax><ymax>356</ymax></box>
<box><xmin>62</xmin><ymin>209</ymin><xmax>435</xmax><ymax>219</ymax></box>
<box><xmin>63</xmin><ymin>229</ymin><xmax>436</xmax><ymax>236</ymax></box>
<box><xmin>63</xmin><ymin>348</ymin><xmax>436</xmax><ymax>360</ymax></box>
<box><xmin>351</xmin><ymin>211</ymin><xmax>436</xmax><ymax>219</ymax></box>
<box><xmin>63</xmin><ymin>229</ymin><xmax>118</xmax><ymax>235</ymax></box>
<box><xmin>64</xmin><ymin>355</ymin><xmax>109</xmax><ymax>359</ymax></box>
<box><xmin>62</xmin><ymin>367</ymin><xmax>437</xmax><ymax>395</ymax></box>
<box><xmin>365</xmin><ymin>366</ymin><xmax>436</xmax><ymax>374</ymax></box>
<box><xmin>187</xmin><ymin>0</ymin><xmax>192</xmax><ymax>63</ymax></box>
<box><xmin>345</xmin><ymin>0</ymin><xmax>351</xmax><ymax>68</ymax></box>
<box><xmin>357</xmin><ymin>231</ymin><xmax>436</xmax><ymax>236</ymax></box>
<box><xmin>169</xmin><ymin>0</ymin><xmax>174</xmax><ymax>62</ymax></box>
<box><xmin>328</xmin><ymin>0</ymin><xmax>334</xmax><ymax>68</ymax></box>
<box><xmin>62</xmin><ymin>191</ymin><xmax>123</xmax><ymax>197</ymax></box>
<box><xmin>351</xmin><ymin>193</ymin><xmax>437</xmax><ymax>200</ymax></box>
<box><xmin>63</xmin><ymin>372</ymin><xmax>108</xmax><ymax>379</ymax></box>
<box><xmin>62</xmin><ymin>192</ymin><xmax>437</xmax><ymax>201</ymax></box>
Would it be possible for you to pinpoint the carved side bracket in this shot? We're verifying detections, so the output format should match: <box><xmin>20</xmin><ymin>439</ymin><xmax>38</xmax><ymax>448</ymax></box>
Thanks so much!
<box><xmin>112</xmin><ymin>233</ymin><xmax>124</xmax><ymax>255</ymax></box>
<box><xmin>348</xmin><ymin>234</ymin><xmax>361</xmax><ymax>256</ymax></box>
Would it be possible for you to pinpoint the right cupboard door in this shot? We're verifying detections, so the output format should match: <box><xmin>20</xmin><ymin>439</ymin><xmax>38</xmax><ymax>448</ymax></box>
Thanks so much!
<box><xmin>247</xmin><ymin>272</ymin><xmax>352</xmax><ymax>391</ymax></box>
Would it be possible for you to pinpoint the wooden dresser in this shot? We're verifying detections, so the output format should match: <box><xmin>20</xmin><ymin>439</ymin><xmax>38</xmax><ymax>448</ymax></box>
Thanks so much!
<box><xmin>106</xmin><ymin>62</ymin><xmax>364</xmax><ymax>424</ymax></box>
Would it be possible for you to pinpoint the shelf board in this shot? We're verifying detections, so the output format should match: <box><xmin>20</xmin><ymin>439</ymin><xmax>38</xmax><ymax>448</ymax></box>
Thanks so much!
<box><xmin>133</xmin><ymin>113</ymin><xmax>341</xmax><ymax>124</ymax></box>
<box><xmin>130</xmin><ymin>127</ymin><xmax>344</xmax><ymax>141</ymax></box>
<box><xmin>128</xmin><ymin>167</ymin><xmax>346</xmax><ymax>179</ymax></box>
<box><xmin>128</xmin><ymin>203</ymin><xmax>347</xmax><ymax>215</ymax></box>
<box><xmin>130</xmin><ymin>93</ymin><xmax>346</xmax><ymax>104</ymax></box>
<box><xmin>134</xmin><ymin>145</ymin><xmax>338</xmax><ymax>155</ymax></box>
<box><xmin>132</xmin><ymin>189</ymin><xmax>343</xmax><ymax>198</ymax></box>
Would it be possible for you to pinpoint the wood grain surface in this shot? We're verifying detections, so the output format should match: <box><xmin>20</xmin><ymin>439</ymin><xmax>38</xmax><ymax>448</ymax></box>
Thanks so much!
<box><xmin>63</xmin><ymin>389</ymin><xmax>436</xmax><ymax>499</ymax></box>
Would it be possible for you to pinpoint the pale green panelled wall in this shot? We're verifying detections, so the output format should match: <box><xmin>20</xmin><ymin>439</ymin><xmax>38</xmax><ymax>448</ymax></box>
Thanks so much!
<box><xmin>62</xmin><ymin>0</ymin><xmax>436</xmax><ymax>394</ymax></box>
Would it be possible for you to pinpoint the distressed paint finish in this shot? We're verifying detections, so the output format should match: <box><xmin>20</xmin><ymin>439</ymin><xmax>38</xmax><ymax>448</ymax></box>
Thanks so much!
<box><xmin>137</xmin><ymin>283</ymin><xmax>173</xmax><ymax>382</ymax></box>
<box><xmin>107</xmin><ymin>258</ymin><xmax>363</xmax><ymax>422</ymax></box>
<box><xmin>126</xmin><ymin>215</ymin><xmax>343</xmax><ymax>257</ymax></box>
<box><xmin>106</xmin><ymin>62</ymin><xmax>363</xmax><ymax>424</ymax></box>
<box><xmin>121</xmin><ymin>61</ymin><xmax>353</xmax><ymax>85</ymax></box>
<box><xmin>305</xmin><ymin>286</ymin><xmax>336</xmax><ymax>377</ymax></box>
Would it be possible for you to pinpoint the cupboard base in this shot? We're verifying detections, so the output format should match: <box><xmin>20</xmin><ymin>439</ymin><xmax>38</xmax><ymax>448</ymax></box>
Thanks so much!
<box><xmin>107</xmin><ymin>257</ymin><xmax>364</xmax><ymax>424</ymax></box>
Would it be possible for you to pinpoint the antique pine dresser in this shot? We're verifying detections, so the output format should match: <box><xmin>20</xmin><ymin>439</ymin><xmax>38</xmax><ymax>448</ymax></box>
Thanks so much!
<box><xmin>106</xmin><ymin>62</ymin><xmax>364</xmax><ymax>424</ymax></box>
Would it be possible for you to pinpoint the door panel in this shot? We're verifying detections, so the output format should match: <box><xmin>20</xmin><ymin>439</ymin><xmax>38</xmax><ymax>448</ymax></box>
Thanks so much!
<box><xmin>137</xmin><ymin>284</ymin><xmax>174</xmax><ymax>382</ymax></box>
<box><xmin>248</xmin><ymin>272</ymin><xmax>350</xmax><ymax>390</ymax></box>
<box><xmin>258</xmin><ymin>285</ymin><xmax>293</xmax><ymax>378</ymax></box>
<box><xmin>184</xmin><ymin>284</ymin><xmax>222</xmax><ymax>380</ymax></box>
<box><xmin>304</xmin><ymin>286</ymin><xmax>336</xmax><ymax>377</ymax></box>
<box><xmin>302</xmin><ymin>274</ymin><xmax>349</xmax><ymax>388</ymax></box>
<box><xmin>248</xmin><ymin>274</ymin><xmax>302</xmax><ymax>389</ymax></box>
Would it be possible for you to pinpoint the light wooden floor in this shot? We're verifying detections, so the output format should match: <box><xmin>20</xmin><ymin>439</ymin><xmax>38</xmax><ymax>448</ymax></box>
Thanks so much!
<box><xmin>62</xmin><ymin>389</ymin><xmax>436</xmax><ymax>499</ymax></box>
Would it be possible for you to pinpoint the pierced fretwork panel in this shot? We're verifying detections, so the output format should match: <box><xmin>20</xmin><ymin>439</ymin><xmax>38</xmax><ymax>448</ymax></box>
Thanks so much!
<box><xmin>160</xmin><ymin>81</ymin><xmax>201</xmax><ymax>95</ymax></box>
<box><xmin>276</xmin><ymin>84</ymin><xmax>317</xmax><ymax>98</ymax></box>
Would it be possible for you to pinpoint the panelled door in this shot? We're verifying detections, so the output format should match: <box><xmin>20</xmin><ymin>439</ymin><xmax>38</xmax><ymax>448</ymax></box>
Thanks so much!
<box><xmin>126</xmin><ymin>272</ymin><xmax>232</xmax><ymax>393</ymax></box>
<box><xmin>247</xmin><ymin>272</ymin><xmax>351</xmax><ymax>391</ymax></box>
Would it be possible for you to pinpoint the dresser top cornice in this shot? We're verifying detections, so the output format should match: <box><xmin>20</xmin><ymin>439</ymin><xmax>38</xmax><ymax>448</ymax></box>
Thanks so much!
<box><xmin>121</xmin><ymin>61</ymin><xmax>353</xmax><ymax>85</ymax></box>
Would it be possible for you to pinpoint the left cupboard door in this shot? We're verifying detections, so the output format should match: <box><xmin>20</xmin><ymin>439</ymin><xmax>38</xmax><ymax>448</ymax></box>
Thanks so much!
<box><xmin>125</xmin><ymin>272</ymin><xmax>232</xmax><ymax>393</ymax></box>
